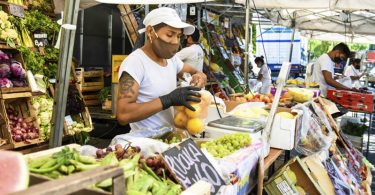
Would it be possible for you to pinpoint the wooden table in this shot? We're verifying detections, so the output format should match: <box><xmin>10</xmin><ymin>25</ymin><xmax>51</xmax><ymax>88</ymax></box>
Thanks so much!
<box><xmin>256</xmin><ymin>148</ymin><xmax>284</xmax><ymax>195</ymax></box>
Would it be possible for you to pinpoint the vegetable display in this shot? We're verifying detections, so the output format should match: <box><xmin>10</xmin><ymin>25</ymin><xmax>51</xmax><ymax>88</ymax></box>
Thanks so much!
<box><xmin>32</xmin><ymin>96</ymin><xmax>53</xmax><ymax>140</ymax></box>
<box><xmin>66</xmin><ymin>85</ymin><xmax>85</xmax><ymax>115</ymax></box>
<box><xmin>0</xmin><ymin>51</ymin><xmax>28</xmax><ymax>89</ymax></box>
<box><xmin>7</xmin><ymin>108</ymin><xmax>40</xmax><ymax>143</ymax></box>
<box><xmin>67</xmin><ymin>121</ymin><xmax>92</xmax><ymax>136</ymax></box>
<box><xmin>29</xmin><ymin>145</ymin><xmax>182</xmax><ymax>194</ymax></box>
<box><xmin>0</xmin><ymin>11</ymin><xmax>18</xmax><ymax>47</ymax></box>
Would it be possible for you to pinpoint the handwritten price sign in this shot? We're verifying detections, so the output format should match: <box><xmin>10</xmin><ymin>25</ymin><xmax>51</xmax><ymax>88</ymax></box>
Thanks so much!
<box><xmin>34</xmin><ymin>33</ymin><xmax>48</xmax><ymax>47</ymax></box>
<box><xmin>162</xmin><ymin>139</ymin><xmax>224</xmax><ymax>194</ymax></box>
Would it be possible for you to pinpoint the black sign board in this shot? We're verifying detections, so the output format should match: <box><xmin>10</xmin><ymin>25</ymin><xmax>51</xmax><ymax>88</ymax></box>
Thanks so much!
<box><xmin>34</xmin><ymin>33</ymin><xmax>48</xmax><ymax>47</ymax></box>
<box><xmin>162</xmin><ymin>138</ymin><xmax>225</xmax><ymax>194</ymax></box>
<box><xmin>8</xmin><ymin>4</ymin><xmax>25</xmax><ymax>18</ymax></box>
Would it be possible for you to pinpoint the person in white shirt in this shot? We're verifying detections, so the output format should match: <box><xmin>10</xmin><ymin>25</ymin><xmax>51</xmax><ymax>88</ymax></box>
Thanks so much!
<box><xmin>344</xmin><ymin>58</ymin><xmax>366</xmax><ymax>86</ymax></box>
<box><xmin>255</xmin><ymin>56</ymin><xmax>272</xmax><ymax>94</ymax></box>
<box><xmin>175</xmin><ymin>27</ymin><xmax>204</xmax><ymax>72</ymax></box>
<box><xmin>312</xmin><ymin>43</ymin><xmax>355</xmax><ymax>96</ymax></box>
<box><xmin>117</xmin><ymin>7</ymin><xmax>207</xmax><ymax>131</ymax></box>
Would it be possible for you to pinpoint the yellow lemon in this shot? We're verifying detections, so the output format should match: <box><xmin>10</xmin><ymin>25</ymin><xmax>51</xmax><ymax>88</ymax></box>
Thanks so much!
<box><xmin>174</xmin><ymin>112</ymin><xmax>188</xmax><ymax>128</ymax></box>
<box><xmin>186</xmin><ymin>118</ymin><xmax>205</xmax><ymax>135</ymax></box>
<box><xmin>276</xmin><ymin>112</ymin><xmax>295</xmax><ymax>119</ymax></box>
<box><xmin>185</xmin><ymin>104</ymin><xmax>202</xmax><ymax>118</ymax></box>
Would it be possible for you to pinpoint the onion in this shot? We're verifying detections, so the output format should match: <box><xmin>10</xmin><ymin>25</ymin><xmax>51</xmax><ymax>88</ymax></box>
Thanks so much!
<box><xmin>28</xmin><ymin>133</ymin><xmax>35</xmax><ymax>139</ymax></box>
<box><xmin>21</xmin><ymin>122</ymin><xmax>27</xmax><ymax>128</ymax></box>
<box><xmin>18</xmin><ymin>118</ymin><xmax>23</xmax><ymax>123</ymax></box>
<box><xmin>13</xmin><ymin>135</ymin><xmax>21</xmax><ymax>142</ymax></box>
<box><xmin>15</xmin><ymin>130</ymin><xmax>22</xmax><ymax>135</ymax></box>
<box><xmin>21</xmin><ymin>134</ymin><xmax>26</xmax><ymax>141</ymax></box>
<box><xmin>8</xmin><ymin>114</ymin><xmax>13</xmax><ymax>120</ymax></box>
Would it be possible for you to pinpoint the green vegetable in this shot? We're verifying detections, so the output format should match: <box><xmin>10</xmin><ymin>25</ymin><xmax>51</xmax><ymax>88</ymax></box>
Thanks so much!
<box><xmin>29</xmin><ymin>161</ymin><xmax>63</xmax><ymax>173</ymax></box>
<box><xmin>67</xmin><ymin>165</ymin><xmax>75</xmax><ymax>174</ymax></box>
<box><xmin>69</xmin><ymin>159</ymin><xmax>100</xmax><ymax>171</ymax></box>
<box><xmin>100</xmin><ymin>152</ymin><xmax>119</xmax><ymax>166</ymax></box>
<box><xmin>78</xmin><ymin>155</ymin><xmax>97</xmax><ymax>164</ymax></box>
<box><xmin>119</xmin><ymin>153</ymin><xmax>140</xmax><ymax>172</ymax></box>
<box><xmin>28</xmin><ymin>156</ymin><xmax>51</xmax><ymax>168</ymax></box>
<box><xmin>39</xmin><ymin>158</ymin><xmax>57</xmax><ymax>169</ymax></box>
<box><xmin>58</xmin><ymin>165</ymin><xmax>68</xmax><ymax>174</ymax></box>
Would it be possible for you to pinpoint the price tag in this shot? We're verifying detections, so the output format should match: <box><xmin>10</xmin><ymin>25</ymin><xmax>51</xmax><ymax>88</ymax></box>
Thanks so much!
<box><xmin>65</xmin><ymin>115</ymin><xmax>74</xmax><ymax>126</ymax></box>
<box><xmin>8</xmin><ymin>4</ymin><xmax>25</xmax><ymax>18</ymax></box>
<box><xmin>162</xmin><ymin>139</ymin><xmax>225</xmax><ymax>194</ymax></box>
<box><xmin>34</xmin><ymin>33</ymin><xmax>48</xmax><ymax>47</ymax></box>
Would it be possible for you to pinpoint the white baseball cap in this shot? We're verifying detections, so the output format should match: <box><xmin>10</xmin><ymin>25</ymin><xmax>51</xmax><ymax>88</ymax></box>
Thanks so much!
<box><xmin>138</xmin><ymin>7</ymin><xmax>195</xmax><ymax>35</ymax></box>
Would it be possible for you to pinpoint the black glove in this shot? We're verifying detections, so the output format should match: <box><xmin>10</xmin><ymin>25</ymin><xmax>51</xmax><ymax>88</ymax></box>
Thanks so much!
<box><xmin>160</xmin><ymin>86</ymin><xmax>201</xmax><ymax>111</ymax></box>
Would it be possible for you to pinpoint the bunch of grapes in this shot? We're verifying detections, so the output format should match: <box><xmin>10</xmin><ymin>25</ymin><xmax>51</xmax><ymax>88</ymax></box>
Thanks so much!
<box><xmin>96</xmin><ymin>144</ymin><xmax>141</xmax><ymax>160</ymax></box>
<box><xmin>140</xmin><ymin>154</ymin><xmax>174</xmax><ymax>180</ymax></box>
<box><xmin>201</xmin><ymin>133</ymin><xmax>252</xmax><ymax>158</ymax></box>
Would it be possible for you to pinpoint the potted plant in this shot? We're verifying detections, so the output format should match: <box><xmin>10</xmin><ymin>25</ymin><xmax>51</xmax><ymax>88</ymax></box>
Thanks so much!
<box><xmin>99</xmin><ymin>87</ymin><xmax>111</xmax><ymax>110</ymax></box>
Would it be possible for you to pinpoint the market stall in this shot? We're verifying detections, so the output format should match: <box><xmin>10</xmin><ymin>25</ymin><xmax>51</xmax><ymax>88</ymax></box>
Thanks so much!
<box><xmin>1</xmin><ymin>1</ymin><xmax>375</xmax><ymax>195</ymax></box>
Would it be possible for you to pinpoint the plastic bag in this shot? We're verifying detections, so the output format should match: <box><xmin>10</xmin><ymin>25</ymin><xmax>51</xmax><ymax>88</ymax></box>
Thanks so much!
<box><xmin>293</xmin><ymin>102</ymin><xmax>334</xmax><ymax>156</ymax></box>
<box><xmin>174</xmin><ymin>73</ymin><xmax>212</xmax><ymax>135</ymax></box>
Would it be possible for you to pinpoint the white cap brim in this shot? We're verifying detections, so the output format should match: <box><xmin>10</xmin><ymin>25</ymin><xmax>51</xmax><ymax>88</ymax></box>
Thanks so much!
<box><xmin>138</xmin><ymin>21</ymin><xmax>195</xmax><ymax>35</ymax></box>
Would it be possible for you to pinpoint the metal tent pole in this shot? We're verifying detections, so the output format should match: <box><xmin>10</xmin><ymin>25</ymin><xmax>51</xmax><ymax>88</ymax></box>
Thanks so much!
<box><xmin>244</xmin><ymin>0</ymin><xmax>251</xmax><ymax>93</ymax></box>
<box><xmin>50</xmin><ymin>0</ymin><xmax>80</xmax><ymax>148</ymax></box>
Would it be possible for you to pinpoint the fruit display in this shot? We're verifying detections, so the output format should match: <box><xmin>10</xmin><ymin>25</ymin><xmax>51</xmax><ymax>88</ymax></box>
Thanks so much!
<box><xmin>141</xmin><ymin>154</ymin><xmax>174</xmax><ymax>181</ymax></box>
<box><xmin>157</xmin><ymin>136</ymin><xmax>182</xmax><ymax>144</ymax></box>
<box><xmin>287</xmin><ymin>79</ymin><xmax>319</xmax><ymax>88</ymax></box>
<box><xmin>174</xmin><ymin>90</ymin><xmax>212</xmax><ymax>135</ymax></box>
<box><xmin>0</xmin><ymin>150</ymin><xmax>28</xmax><ymax>194</ymax></box>
<box><xmin>96</xmin><ymin>144</ymin><xmax>141</xmax><ymax>160</ymax></box>
<box><xmin>287</xmin><ymin>88</ymin><xmax>314</xmax><ymax>103</ymax></box>
<box><xmin>7</xmin><ymin>108</ymin><xmax>40</xmax><ymax>143</ymax></box>
<box><xmin>232</xmin><ymin>107</ymin><xmax>269</xmax><ymax>119</ymax></box>
<box><xmin>244</xmin><ymin>93</ymin><xmax>274</xmax><ymax>104</ymax></box>
<box><xmin>31</xmin><ymin>96</ymin><xmax>53</xmax><ymax>141</ymax></box>
<box><xmin>201</xmin><ymin>133</ymin><xmax>252</xmax><ymax>158</ymax></box>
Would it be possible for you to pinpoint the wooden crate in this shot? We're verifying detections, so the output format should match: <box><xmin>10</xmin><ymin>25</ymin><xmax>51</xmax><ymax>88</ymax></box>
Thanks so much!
<box><xmin>0</xmin><ymin>52</ymin><xmax>32</xmax><ymax>94</ymax></box>
<box><xmin>82</xmin><ymin>69</ymin><xmax>104</xmax><ymax>91</ymax></box>
<box><xmin>63</xmin><ymin>108</ymin><xmax>93</xmax><ymax>136</ymax></box>
<box><xmin>24</xmin><ymin>144</ymin><xmax>111</xmax><ymax>195</ymax></box>
<box><xmin>0</xmin><ymin>96</ymin><xmax>44</xmax><ymax>149</ymax></box>
<box><xmin>118</xmin><ymin>5</ymin><xmax>139</xmax><ymax>46</ymax></box>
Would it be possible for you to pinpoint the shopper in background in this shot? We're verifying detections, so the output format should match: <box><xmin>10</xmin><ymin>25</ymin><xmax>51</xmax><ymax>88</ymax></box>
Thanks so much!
<box><xmin>312</xmin><ymin>42</ymin><xmax>356</xmax><ymax>96</ymax></box>
<box><xmin>117</xmin><ymin>7</ymin><xmax>207</xmax><ymax>131</ymax></box>
<box><xmin>255</xmin><ymin>56</ymin><xmax>272</xmax><ymax>94</ymax></box>
<box><xmin>344</xmin><ymin>58</ymin><xmax>366</xmax><ymax>87</ymax></box>
<box><xmin>176</xmin><ymin>27</ymin><xmax>204</xmax><ymax>72</ymax></box>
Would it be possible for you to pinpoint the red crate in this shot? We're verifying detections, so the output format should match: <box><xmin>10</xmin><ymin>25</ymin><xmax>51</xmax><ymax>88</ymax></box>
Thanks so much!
<box><xmin>327</xmin><ymin>90</ymin><xmax>373</xmax><ymax>103</ymax></box>
<box><xmin>327</xmin><ymin>89</ymin><xmax>374</xmax><ymax>113</ymax></box>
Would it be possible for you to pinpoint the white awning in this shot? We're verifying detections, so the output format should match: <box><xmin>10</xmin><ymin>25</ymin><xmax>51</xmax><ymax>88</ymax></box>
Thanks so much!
<box><xmin>96</xmin><ymin>0</ymin><xmax>214</xmax><ymax>4</ymax></box>
<box><xmin>235</xmin><ymin>0</ymin><xmax>375</xmax><ymax>11</ymax></box>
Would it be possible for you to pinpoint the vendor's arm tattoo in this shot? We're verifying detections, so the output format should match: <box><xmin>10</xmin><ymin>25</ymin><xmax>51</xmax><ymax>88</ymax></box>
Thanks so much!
<box><xmin>118</xmin><ymin>72</ymin><xmax>135</xmax><ymax>99</ymax></box>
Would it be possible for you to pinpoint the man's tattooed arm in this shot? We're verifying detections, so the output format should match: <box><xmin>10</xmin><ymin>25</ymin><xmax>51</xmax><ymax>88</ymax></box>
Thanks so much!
<box><xmin>118</xmin><ymin>72</ymin><xmax>136</xmax><ymax>100</ymax></box>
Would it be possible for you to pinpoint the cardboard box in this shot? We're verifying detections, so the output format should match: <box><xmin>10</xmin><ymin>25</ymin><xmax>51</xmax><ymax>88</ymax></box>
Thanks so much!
<box><xmin>269</xmin><ymin>108</ymin><xmax>302</xmax><ymax>150</ymax></box>
<box><xmin>302</xmin><ymin>155</ymin><xmax>335</xmax><ymax>195</ymax></box>
<box><xmin>265</xmin><ymin>157</ymin><xmax>324</xmax><ymax>195</ymax></box>
<box><xmin>224</xmin><ymin>100</ymin><xmax>242</xmax><ymax>112</ymax></box>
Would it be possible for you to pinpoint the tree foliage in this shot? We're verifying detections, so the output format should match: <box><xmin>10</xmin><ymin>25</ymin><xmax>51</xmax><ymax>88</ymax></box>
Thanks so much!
<box><xmin>308</xmin><ymin>40</ymin><xmax>369</xmax><ymax>61</ymax></box>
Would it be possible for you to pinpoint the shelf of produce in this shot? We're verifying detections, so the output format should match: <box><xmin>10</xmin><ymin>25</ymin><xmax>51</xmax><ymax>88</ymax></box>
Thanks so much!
<box><xmin>0</xmin><ymin>97</ymin><xmax>43</xmax><ymax>149</ymax></box>
<box><xmin>0</xmin><ymin>52</ymin><xmax>31</xmax><ymax>94</ymax></box>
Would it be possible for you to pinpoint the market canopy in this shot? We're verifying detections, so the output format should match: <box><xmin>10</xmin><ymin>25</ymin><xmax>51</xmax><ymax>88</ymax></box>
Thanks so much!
<box><xmin>96</xmin><ymin>0</ymin><xmax>214</xmax><ymax>4</ymax></box>
<box><xmin>300</xmin><ymin>31</ymin><xmax>375</xmax><ymax>44</ymax></box>
<box><xmin>234</xmin><ymin>0</ymin><xmax>375</xmax><ymax>10</ymax></box>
